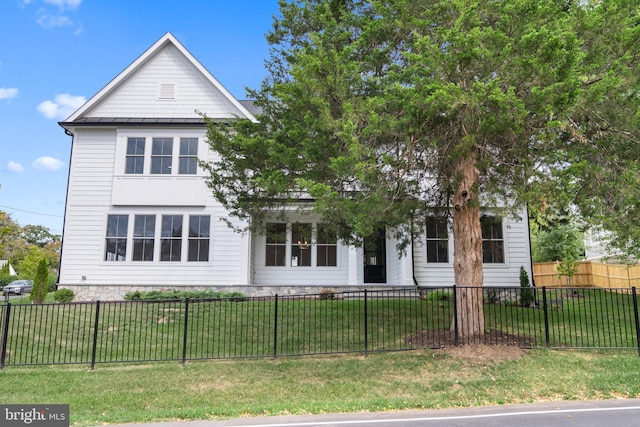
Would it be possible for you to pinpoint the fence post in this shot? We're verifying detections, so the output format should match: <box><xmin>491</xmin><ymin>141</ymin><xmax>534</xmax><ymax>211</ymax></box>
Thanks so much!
<box><xmin>452</xmin><ymin>285</ymin><xmax>458</xmax><ymax>347</ymax></box>
<box><xmin>181</xmin><ymin>298</ymin><xmax>190</xmax><ymax>366</ymax></box>
<box><xmin>364</xmin><ymin>289</ymin><xmax>368</xmax><ymax>357</ymax></box>
<box><xmin>632</xmin><ymin>287</ymin><xmax>640</xmax><ymax>358</ymax></box>
<box><xmin>542</xmin><ymin>287</ymin><xmax>550</xmax><ymax>349</ymax></box>
<box><xmin>90</xmin><ymin>301</ymin><xmax>101</xmax><ymax>370</ymax></box>
<box><xmin>0</xmin><ymin>303</ymin><xmax>11</xmax><ymax>369</ymax></box>
<box><xmin>273</xmin><ymin>295</ymin><xmax>278</xmax><ymax>361</ymax></box>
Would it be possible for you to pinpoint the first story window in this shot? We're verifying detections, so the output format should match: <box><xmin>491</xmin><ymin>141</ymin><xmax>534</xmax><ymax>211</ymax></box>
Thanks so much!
<box><xmin>132</xmin><ymin>215</ymin><xmax>155</xmax><ymax>261</ymax></box>
<box><xmin>316</xmin><ymin>224</ymin><xmax>337</xmax><ymax>267</ymax></box>
<box><xmin>188</xmin><ymin>215</ymin><xmax>210</xmax><ymax>262</ymax></box>
<box><xmin>104</xmin><ymin>213</ymin><xmax>210</xmax><ymax>262</ymax></box>
<box><xmin>265</xmin><ymin>222</ymin><xmax>338</xmax><ymax>267</ymax></box>
<box><xmin>105</xmin><ymin>215</ymin><xmax>128</xmax><ymax>261</ymax></box>
<box><xmin>161</xmin><ymin>215</ymin><xmax>183</xmax><ymax>261</ymax></box>
<box><xmin>481</xmin><ymin>215</ymin><xmax>504</xmax><ymax>263</ymax></box>
<box><xmin>265</xmin><ymin>223</ymin><xmax>287</xmax><ymax>266</ymax></box>
<box><xmin>426</xmin><ymin>216</ymin><xmax>449</xmax><ymax>263</ymax></box>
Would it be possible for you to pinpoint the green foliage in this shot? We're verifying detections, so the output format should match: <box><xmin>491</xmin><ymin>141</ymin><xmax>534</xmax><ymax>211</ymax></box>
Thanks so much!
<box><xmin>53</xmin><ymin>288</ymin><xmax>75</xmax><ymax>303</ymax></box>
<box><xmin>425</xmin><ymin>290</ymin><xmax>452</xmax><ymax>302</ymax></box>
<box><xmin>519</xmin><ymin>266</ymin><xmax>534</xmax><ymax>307</ymax></box>
<box><xmin>532</xmin><ymin>223</ymin><xmax>585</xmax><ymax>263</ymax></box>
<box><xmin>30</xmin><ymin>258</ymin><xmax>49</xmax><ymax>304</ymax></box>
<box><xmin>123</xmin><ymin>289</ymin><xmax>246</xmax><ymax>301</ymax></box>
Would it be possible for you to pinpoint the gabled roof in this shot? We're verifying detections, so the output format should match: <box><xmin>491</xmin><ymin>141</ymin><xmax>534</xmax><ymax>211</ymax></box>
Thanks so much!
<box><xmin>62</xmin><ymin>32</ymin><xmax>257</xmax><ymax>125</ymax></box>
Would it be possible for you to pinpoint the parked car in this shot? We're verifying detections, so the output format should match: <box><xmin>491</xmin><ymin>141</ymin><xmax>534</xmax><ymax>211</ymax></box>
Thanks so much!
<box><xmin>3</xmin><ymin>279</ymin><xmax>33</xmax><ymax>295</ymax></box>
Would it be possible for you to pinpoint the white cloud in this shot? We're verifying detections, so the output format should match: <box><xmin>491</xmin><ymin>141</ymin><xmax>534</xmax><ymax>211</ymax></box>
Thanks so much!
<box><xmin>37</xmin><ymin>93</ymin><xmax>85</xmax><ymax>120</ymax></box>
<box><xmin>44</xmin><ymin>0</ymin><xmax>82</xmax><ymax>10</ymax></box>
<box><xmin>36</xmin><ymin>10</ymin><xmax>73</xmax><ymax>29</ymax></box>
<box><xmin>32</xmin><ymin>156</ymin><xmax>65</xmax><ymax>171</ymax></box>
<box><xmin>6</xmin><ymin>161</ymin><xmax>24</xmax><ymax>173</ymax></box>
<box><xmin>0</xmin><ymin>88</ymin><xmax>19</xmax><ymax>100</ymax></box>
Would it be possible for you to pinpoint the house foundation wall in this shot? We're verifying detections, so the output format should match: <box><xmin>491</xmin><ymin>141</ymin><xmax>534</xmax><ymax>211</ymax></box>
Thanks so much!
<box><xmin>59</xmin><ymin>284</ymin><xmax>413</xmax><ymax>301</ymax></box>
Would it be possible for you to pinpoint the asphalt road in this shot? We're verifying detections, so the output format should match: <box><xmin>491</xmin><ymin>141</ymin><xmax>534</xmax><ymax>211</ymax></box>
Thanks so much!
<box><xmin>104</xmin><ymin>398</ymin><xmax>640</xmax><ymax>427</ymax></box>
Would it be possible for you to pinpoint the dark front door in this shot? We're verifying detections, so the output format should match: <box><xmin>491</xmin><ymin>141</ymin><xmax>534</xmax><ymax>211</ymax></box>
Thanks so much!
<box><xmin>364</xmin><ymin>229</ymin><xmax>386</xmax><ymax>283</ymax></box>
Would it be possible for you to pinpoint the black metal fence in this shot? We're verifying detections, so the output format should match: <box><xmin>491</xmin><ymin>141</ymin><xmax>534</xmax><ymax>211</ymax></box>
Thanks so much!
<box><xmin>1</xmin><ymin>286</ymin><xmax>639</xmax><ymax>369</ymax></box>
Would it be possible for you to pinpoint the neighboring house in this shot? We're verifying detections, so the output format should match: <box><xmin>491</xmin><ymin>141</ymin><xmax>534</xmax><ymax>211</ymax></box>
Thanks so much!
<box><xmin>58</xmin><ymin>32</ymin><xmax>532</xmax><ymax>301</ymax></box>
<box><xmin>0</xmin><ymin>260</ymin><xmax>17</xmax><ymax>276</ymax></box>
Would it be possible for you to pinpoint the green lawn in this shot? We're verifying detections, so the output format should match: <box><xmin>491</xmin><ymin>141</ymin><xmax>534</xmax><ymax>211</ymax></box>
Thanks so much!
<box><xmin>1</xmin><ymin>288</ymin><xmax>639</xmax><ymax>367</ymax></box>
<box><xmin>0</xmin><ymin>349</ymin><xmax>639</xmax><ymax>426</ymax></box>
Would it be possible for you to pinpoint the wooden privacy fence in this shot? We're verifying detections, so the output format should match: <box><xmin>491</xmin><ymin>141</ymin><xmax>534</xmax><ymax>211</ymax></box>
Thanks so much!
<box><xmin>533</xmin><ymin>261</ymin><xmax>640</xmax><ymax>288</ymax></box>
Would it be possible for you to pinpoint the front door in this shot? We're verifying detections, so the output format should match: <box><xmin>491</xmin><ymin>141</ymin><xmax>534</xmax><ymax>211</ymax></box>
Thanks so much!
<box><xmin>364</xmin><ymin>229</ymin><xmax>386</xmax><ymax>283</ymax></box>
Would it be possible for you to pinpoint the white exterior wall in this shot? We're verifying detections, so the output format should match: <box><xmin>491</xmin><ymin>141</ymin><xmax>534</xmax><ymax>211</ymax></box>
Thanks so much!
<box><xmin>412</xmin><ymin>213</ymin><xmax>532</xmax><ymax>287</ymax></box>
<box><xmin>87</xmin><ymin>45</ymin><xmax>244</xmax><ymax>120</ymax></box>
<box><xmin>59</xmin><ymin>127</ymin><xmax>250</xmax><ymax>290</ymax></box>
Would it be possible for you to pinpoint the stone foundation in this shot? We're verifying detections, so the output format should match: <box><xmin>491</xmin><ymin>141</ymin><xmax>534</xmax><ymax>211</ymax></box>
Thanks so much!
<box><xmin>58</xmin><ymin>284</ymin><xmax>409</xmax><ymax>301</ymax></box>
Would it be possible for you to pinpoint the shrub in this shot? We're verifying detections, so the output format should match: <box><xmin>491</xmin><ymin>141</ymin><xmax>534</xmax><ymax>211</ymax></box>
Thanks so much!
<box><xmin>425</xmin><ymin>290</ymin><xmax>452</xmax><ymax>301</ymax></box>
<box><xmin>124</xmin><ymin>289</ymin><xmax>246</xmax><ymax>301</ymax></box>
<box><xmin>54</xmin><ymin>288</ymin><xmax>75</xmax><ymax>303</ymax></box>
<box><xmin>318</xmin><ymin>288</ymin><xmax>337</xmax><ymax>300</ymax></box>
<box><xmin>30</xmin><ymin>259</ymin><xmax>49</xmax><ymax>304</ymax></box>
<box><xmin>519</xmin><ymin>266</ymin><xmax>534</xmax><ymax>307</ymax></box>
<box><xmin>485</xmin><ymin>288</ymin><xmax>500</xmax><ymax>304</ymax></box>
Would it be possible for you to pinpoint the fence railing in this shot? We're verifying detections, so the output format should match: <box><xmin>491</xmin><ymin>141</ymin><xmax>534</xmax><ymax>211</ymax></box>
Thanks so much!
<box><xmin>1</xmin><ymin>286</ymin><xmax>639</xmax><ymax>369</ymax></box>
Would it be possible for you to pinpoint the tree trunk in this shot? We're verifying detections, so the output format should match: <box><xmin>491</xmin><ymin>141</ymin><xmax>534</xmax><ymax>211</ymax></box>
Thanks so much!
<box><xmin>451</xmin><ymin>152</ymin><xmax>485</xmax><ymax>343</ymax></box>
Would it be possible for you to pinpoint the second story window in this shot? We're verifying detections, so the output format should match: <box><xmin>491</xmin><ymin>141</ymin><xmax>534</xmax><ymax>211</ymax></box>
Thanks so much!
<box><xmin>179</xmin><ymin>138</ymin><xmax>198</xmax><ymax>174</ymax></box>
<box><xmin>125</xmin><ymin>137</ymin><xmax>145</xmax><ymax>174</ymax></box>
<box><xmin>151</xmin><ymin>138</ymin><xmax>173</xmax><ymax>174</ymax></box>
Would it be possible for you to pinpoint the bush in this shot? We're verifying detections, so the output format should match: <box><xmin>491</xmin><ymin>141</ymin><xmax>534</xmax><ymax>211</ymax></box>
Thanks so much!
<box><xmin>30</xmin><ymin>259</ymin><xmax>49</xmax><ymax>304</ymax></box>
<box><xmin>54</xmin><ymin>288</ymin><xmax>75</xmax><ymax>303</ymax></box>
<box><xmin>124</xmin><ymin>289</ymin><xmax>246</xmax><ymax>301</ymax></box>
<box><xmin>519</xmin><ymin>266</ymin><xmax>534</xmax><ymax>307</ymax></box>
<box><xmin>425</xmin><ymin>290</ymin><xmax>453</xmax><ymax>301</ymax></box>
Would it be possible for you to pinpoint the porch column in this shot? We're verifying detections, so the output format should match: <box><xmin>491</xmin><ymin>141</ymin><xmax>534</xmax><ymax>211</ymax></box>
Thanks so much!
<box><xmin>348</xmin><ymin>245</ymin><xmax>359</xmax><ymax>286</ymax></box>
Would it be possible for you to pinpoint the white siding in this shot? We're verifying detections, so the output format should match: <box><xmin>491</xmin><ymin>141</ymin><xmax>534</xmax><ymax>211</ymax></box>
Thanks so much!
<box><xmin>413</xmin><ymin>213</ymin><xmax>532</xmax><ymax>287</ymax></box>
<box><xmin>59</xmin><ymin>127</ymin><xmax>251</xmax><ymax>288</ymax></box>
<box><xmin>86</xmin><ymin>45</ymin><xmax>245</xmax><ymax>119</ymax></box>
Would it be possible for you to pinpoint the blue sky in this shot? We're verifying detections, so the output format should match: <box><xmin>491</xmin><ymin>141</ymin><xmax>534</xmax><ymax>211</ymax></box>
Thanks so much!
<box><xmin>0</xmin><ymin>0</ymin><xmax>279</xmax><ymax>235</ymax></box>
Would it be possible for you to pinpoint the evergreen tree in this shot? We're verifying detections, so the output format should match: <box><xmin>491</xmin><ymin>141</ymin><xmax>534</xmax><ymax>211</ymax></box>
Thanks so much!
<box><xmin>204</xmin><ymin>0</ymin><xmax>640</xmax><ymax>340</ymax></box>
<box><xmin>30</xmin><ymin>258</ymin><xmax>48</xmax><ymax>304</ymax></box>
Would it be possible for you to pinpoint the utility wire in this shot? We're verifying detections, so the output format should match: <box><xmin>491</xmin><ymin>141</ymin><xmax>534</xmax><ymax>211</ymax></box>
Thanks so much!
<box><xmin>0</xmin><ymin>204</ymin><xmax>64</xmax><ymax>218</ymax></box>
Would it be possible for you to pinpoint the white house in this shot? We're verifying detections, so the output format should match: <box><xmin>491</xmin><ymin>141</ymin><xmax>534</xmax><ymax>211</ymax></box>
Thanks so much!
<box><xmin>58</xmin><ymin>33</ymin><xmax>533</xmax><ymax>301</ymax></box>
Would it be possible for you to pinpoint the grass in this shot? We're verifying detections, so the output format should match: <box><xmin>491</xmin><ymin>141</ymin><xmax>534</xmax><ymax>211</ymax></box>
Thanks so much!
<box><xmin>0</xmin><ymin>349</ymin><xmax>639</xmax><ymax>426</ymax></box>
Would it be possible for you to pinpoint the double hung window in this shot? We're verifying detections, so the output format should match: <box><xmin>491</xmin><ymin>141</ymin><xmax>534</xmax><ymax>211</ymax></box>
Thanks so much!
<box><xmin>132</xmin><ymin>215</ymin><xmax>156</xmax><ymax>261</ymax></box>
<box><xmin>426</xmin><ymin>217</ymin><xmax>449</xmax><ymax>263</ymax></box>
<box><xmin>125</xmin><ymin>138</ymin><xmax>145</xmax><ymax>174</ymax></box>
<box><xmin>481</xmin><ymin>215</ymin><xmax>504</xmax><ymax>263</ymax></box>
<box><xmin>151</xmin><ymin>138</ymin><xmax>173</xmax><ymax>174</ymax></box>
<box><xmin>188</xmin><ymin>215</ymin><xmax>210</xmax><ymax>261</ymax></box>
<box><xmin>105</xmin><ymin>215</ymin><xmax>128</xmax><ymax>261</ymax></box>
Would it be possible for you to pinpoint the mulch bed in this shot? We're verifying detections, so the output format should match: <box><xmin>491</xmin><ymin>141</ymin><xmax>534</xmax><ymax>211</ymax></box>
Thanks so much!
<box><xmin>406</xmin><ymin>329</ymin><xmax>536</xmax><ymax>349</ymax></box>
